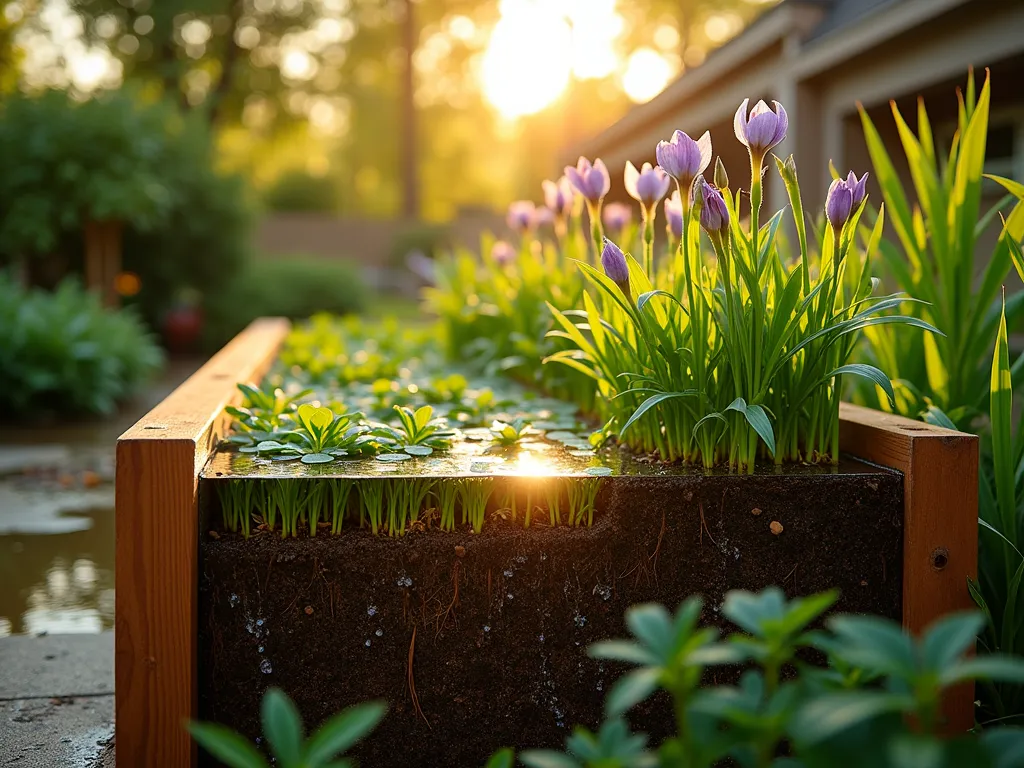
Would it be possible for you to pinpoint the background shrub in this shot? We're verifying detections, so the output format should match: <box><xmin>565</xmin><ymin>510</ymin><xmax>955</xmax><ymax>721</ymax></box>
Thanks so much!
<box><xmin>0</xmin><ymin>274</ymin><xmax>163</xmax><ymax>417</ymax></box>
<box><xmin>0</xmin><ymin>89</ymin><xmax>251</xmax><ymax>330</ymax></box>
<box><xmin>263</xmin><ymin>170</ymin><xmax>339</xmax><ymax>212</ymax></box>
<box><xmin>203</xmin><ymin>255</ymin><xmax>368</xmax><ymax>349</ymax></box>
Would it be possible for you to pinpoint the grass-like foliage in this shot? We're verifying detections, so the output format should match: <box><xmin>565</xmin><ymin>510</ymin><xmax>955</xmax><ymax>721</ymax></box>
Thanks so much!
<box><xmin>856</xmin><ymin>71</ymin><xmax>1024</xmax><ymax>427</ymax></box>
<box><xmin>547</xmin><ymin>134</ymin><xmax>934</xmax><ymax>471</ymax></box>
<box><xmin>215</xmin><ymin>476</ymin><xmax>604</xmax><ymax>538</ymax></box>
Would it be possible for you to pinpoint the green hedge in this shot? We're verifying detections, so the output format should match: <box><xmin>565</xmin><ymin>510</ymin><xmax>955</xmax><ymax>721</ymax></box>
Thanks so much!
<box><xmin>0</xmin><ymin>274</ymin><xmax>163</xmax><ymax>417</ymax></box>
<box><xmin>203</xmin><ymin>255</ymin><xmax>368</xmax><ymax>349</ymax></box>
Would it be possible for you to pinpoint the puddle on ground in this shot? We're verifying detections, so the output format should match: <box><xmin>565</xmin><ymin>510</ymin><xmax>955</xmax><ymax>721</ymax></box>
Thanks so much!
<box><xmin>0</xmin><ymin>506</ymin><xmax>114</xmax><ymax>637</ymax></box>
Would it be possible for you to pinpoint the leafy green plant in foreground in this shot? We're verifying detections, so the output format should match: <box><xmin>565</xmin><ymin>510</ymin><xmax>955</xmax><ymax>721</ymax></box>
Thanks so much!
<box><xmin>188</xmin><ymin>687</ymin><xmax>385</xmax><ymax>768</ymax></box>
<box><xmin>515</xmin><ymin>587</ymin><xmax>1024</xmax><ymax>768</ymax></box>
<box><xmin>189</xmin><ymin>589</ymin><xmax>1024</xmax><ymax>768</ymax></box>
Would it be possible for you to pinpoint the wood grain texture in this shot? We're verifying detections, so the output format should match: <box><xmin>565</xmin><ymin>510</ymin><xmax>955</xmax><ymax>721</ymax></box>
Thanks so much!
<box><xmin>839</xmin><ymin>402</ymin><xmax>979</xmax><ymax>732</ymax></box>
<box><xmin>115</xmin><ymin>318</ymin><xmax>289</xmax><ymax>767</ymax></box>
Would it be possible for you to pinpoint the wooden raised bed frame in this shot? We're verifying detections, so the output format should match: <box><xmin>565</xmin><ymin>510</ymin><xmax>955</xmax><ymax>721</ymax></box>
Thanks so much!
<box><xmin>115</xmin><ymin>318</ymin><xmax>979</xmax><ymax>766</ymax></box>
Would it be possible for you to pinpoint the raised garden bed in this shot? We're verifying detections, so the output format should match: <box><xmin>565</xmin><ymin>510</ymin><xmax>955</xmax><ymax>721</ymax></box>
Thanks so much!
<box><xmin>116</xmin><ymin>318</ymin><xmax>979</xmax><ymax>767</ymax></box>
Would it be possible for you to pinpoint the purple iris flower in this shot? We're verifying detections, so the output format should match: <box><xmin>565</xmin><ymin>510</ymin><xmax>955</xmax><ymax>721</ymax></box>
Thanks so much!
<box><xmin>734</xmin><ymin>99</ymin><xmax>788</xmax><ymax>158</ymax></box>
<box><xmin>664</xmin><ymin>191</ymin><xmax>683</xmax><ymax>239</ymax></box>
<box><xmin>491</xmin><ymin>240</ymin><xmax>516</xmax><ymax>266</ymax></box>
<box><xmin>825</xmin><ymin>171</ymin><xmax>867</xmax><ymax>231</ymax></box>
<box><xmin>565</xmin><ymin>157</ymin><xmax>611</xmax><ymax>203</ymax></box>
<box><xmin>655</xmin><ymin>130</ymin><xmax>712</xmax><ymax>189</ymax></box>
<box><xmin>624</xmin><ymin>161</ymin><xmax>670</xmax><ymax>209</ymax></box>
<box><xmin>846</xmin><ymin>170</ymin><xmax>868</xmax><ymax>207</ymax></box>
<box><xmin>602</xmin><ymin>202</ymin><xmax>633</xmax><ymax>234</ymax></box>
<box><xmin>506</xmin><ymin>200</ymin><xmax>536</xmax><ymax>233</ymax></box>
<box><xmin>696</xmin><ymin>177</ymin><xmax>729</xmax><ymax>237</ymax></box>
<box><xmin>600</xmin><ymin>238</ymin><xmax>630</xmax><ymax>295</ymax></box>
<box><xmin>542</xmin><ymin>177</ymin><xmax>575</xmax><ymax>219</ymax></box>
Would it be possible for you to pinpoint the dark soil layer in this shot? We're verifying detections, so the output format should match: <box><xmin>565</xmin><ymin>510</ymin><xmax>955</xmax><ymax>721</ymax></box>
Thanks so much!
<box><xmin>198</xmin><ymin>460</ymin><xmax>902</xmax><ymax>767</ymax></box>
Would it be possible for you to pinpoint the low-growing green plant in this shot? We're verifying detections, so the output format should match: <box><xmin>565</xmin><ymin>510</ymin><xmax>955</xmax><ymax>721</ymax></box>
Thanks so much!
<box><xmin>510</xmin><ymin>587</ymin><xmax>1024</xmax><ymax>767</ymax></box>
<box><xmin>254</xmin><ymin>404</ymin><xmax>376</xmax><ymax>464</ymax></box>
<box><xmin>490</xmin><ymin>418</ymin><xmax>534</xmax><ymax>446</ymax></box>
<box><xmin>0</xmin><ymin>273</ymin><xmax>163</xmax><ymax>417</ymax></box>
<box><xmin>225</xmin><ymin>383</ymin><xmax>313</xmax><ymax>449</ymax></box>
<box><xmin>372</xmin><ymin>404</ymin><xmax>455</xmax><ymax>453</ymax></box>
<box><xmin>188</xmin><ymin>687</ymin><xmax>385</xmax><ymax>768</ymax></box>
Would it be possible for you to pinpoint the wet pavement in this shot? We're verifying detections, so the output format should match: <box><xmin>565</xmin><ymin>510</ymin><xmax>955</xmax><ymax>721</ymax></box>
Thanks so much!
<box><xmin>0</xmin><ymin>358</ymin><xmax>202</xmax><ymax>766</ymax></box>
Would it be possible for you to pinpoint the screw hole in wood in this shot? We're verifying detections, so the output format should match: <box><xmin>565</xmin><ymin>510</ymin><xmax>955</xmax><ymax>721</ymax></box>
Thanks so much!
<box><xmin>931</xmin><ymin>547</ymin><xmax>949</xmax><ymax>571</ymax></box>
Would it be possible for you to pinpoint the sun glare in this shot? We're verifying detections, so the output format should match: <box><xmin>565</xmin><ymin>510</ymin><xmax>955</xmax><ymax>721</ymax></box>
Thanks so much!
<box><xmin>481</xmin><ymin>0</ymin><xmax>676</xmax><ymax>119</ymax></box>
<box><xmin>481</xmin><ymin>0</ymin><xmax>629</xmax><ymax>120</ymax></box>
<box><xmin>480</xmin><ymin>3</ymin><xmax>572</xmax><ymax>119</ymax></box>
<box><xmin>622</xmin><ymin>47</ymin><xmax>673</xmax><ymax>103</ymax></box>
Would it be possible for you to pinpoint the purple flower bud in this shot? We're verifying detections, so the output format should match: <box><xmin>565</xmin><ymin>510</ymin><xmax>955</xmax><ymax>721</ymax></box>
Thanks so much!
<box><xmin>623</xmin><ymin>161</ymin><xmax>670</xmax><ymax>208</ymax></box>
<box><xmin>602</xmin><ymin>202</ymin><xmax>633</xmax><ymax>233</ymax></box>
<box><xmin>655</xmin><ymin>130</ymin><xmax>712</xmax><ymax>188</ymax></box>
<box><xmin>542</xmin><ymin>176</ymin><xmax>575</xmax><ymax>218</ymax></box>
<box><xmin>564</xmin><ymin>156</ymin><xmax>610</xmax><ymax>203</ymax></box>
<box><xmin>506</xmin><ymin>201</ymin><xmax>536</xmax><ymax>233</ymax></box>
<box><xmin>825</xmin><ymin>176</ymin><xmax>856</xmax><ymax>231</ymax></box>
<box><xmin>664</xmin><ymin>191</ymin><xmax>683</xmax><ymax>239</ymax></box>
<box><xmin>696</xmin><ymin>178</ymin><xmax>729</xmax><ymax>237</ymax></box>
<box><xmin>600</xmin><ymin>238</ymin><xmax>630</xmax><ymax>292</ymax></box>
<box><xmin>846</xmin><ymin>170</ymin><xmax>868</xmax><ymax>207</ymax></box>
<box><xmin>534</xmin><ymin>207</ymin><xmax>555</xmax><ymax>228</ymax></box>
<box><xmin>734</xmin><ymin>99</ymin><xmax>788</xmax><ymax>158</ymax></box>
<box><xmin>491</xmin><ymin>240</ymin><xmax>516</xmax><ymax>266</ymax></box>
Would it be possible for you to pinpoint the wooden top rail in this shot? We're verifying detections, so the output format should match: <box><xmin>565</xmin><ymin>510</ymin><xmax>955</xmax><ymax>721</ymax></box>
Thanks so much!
<box><xmin>115</xmin><ymin>318</ymin><xmax>290</xmax><ymax>767</ymax></box>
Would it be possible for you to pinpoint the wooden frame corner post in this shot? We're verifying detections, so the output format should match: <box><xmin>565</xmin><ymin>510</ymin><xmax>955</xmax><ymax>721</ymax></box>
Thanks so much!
<box><xmin>115</xmin><ymin>319</ymin><xmax>289</xmax><ymax>767</ymax></box>
<box><xmin>840</xmin><ymin>402</ymin><xmax>979</xmax><ymax>732</ymax></box>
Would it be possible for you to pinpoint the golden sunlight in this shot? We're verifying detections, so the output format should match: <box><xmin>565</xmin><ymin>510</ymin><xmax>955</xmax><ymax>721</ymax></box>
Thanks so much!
<box><xmin>480</xmin><ymin>0</ymin><xmax>623</xmax><ymax>120</ymax></box>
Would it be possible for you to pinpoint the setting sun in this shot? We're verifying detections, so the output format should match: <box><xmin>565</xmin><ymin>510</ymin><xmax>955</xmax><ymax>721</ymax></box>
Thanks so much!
<box><xmin>480</xmin><ymin>0</ymin><xmax>649</xmax><ymax>119</ymax></box>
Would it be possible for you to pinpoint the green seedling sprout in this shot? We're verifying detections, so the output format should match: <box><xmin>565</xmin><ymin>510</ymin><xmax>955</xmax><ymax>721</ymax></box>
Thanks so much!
<box><xmin>328</xmin><ymin>479</ymin><xmax>353</xmax><ymax>535</ymax></box>
<box><xmin>458</xmin><ymin>478</ymin><xmax>494</xmax><ymax>533</ymax></box>
<box><xmin>372</xmin><ymin>404</ymin><xmax>455</xmax><ymax>452</ymax></box>
<box><xmin>490</xmin><ymin>417</ymin><xmax>533</xmax><ymax>446</ymax></box>
<box><xmin>434</xmin><ymin>480</ymin><xmax>459</xmax><ymax>532</ymax></box>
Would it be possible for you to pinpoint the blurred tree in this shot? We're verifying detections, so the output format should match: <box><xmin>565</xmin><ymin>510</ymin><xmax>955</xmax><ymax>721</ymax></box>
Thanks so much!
<box><xmin>0</xmin><ymin>88</ymin><xmax>250</xmax><ymax>327</ymax></box>
<box><xmin>31</xmin><ymin>0</ymin><xmax>775</xmax><ymax>220</ymax></box>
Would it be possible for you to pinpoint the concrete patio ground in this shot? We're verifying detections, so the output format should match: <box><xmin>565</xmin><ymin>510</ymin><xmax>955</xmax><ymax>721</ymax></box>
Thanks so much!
<box><xmin>0</xmin><ymin>632</ymin><xmax>114</xmax><ymax>767</ymax></box>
